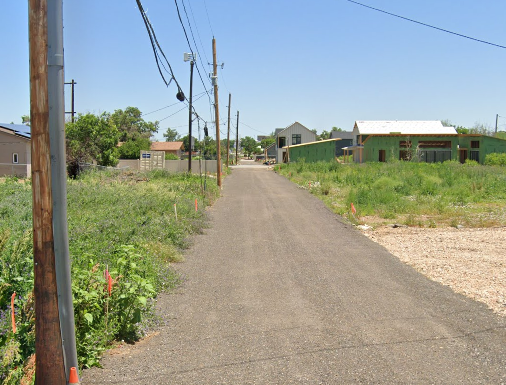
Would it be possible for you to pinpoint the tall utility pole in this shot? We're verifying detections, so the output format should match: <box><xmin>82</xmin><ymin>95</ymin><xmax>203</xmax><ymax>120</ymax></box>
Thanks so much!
<box><xmin>496</xmin><ymin>114</ymin><xmax>499</xmax><ymax>134</ymax></box>
<box><xmin>64</xmin><ymin>79</ymin><xmax>76</xmax><ymax>122</ymax></box>
<box><xmin>48</xmin><ymin>0</ymin><xmax>78</xmax><ymax>378</ymax></box>
<box><xmin>184</xmin><ymin>53</ymin><xmax>195</xmax><ymax>172</ymax></box>
<box><xmin>212</xmin><ymin>38</ymin><xmax>222</xmax><ymax>187</ymax></box>
<box><xmin>29</xmin><ymin>0</ymin><xmax>66</xmax><ymax>383</ymax></box>
<box><xmin>236</xmin><ymin>111</ymin><xmax>239</xmax><ymax>165</ymax></box>
<box><xmin>226</xmin><ymin>93</ymin><xmax>231</xmax><ymax>167</ymax></box>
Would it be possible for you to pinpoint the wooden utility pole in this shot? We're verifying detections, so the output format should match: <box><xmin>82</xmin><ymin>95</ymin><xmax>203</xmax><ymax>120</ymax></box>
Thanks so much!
<box><xmin>236</xmin><ymin>111</ymin><xmax>239</xmax><ymax>165</ymax></box>
<box><xmin>226</xmin><ymin>93</ymin><xmax>231</xmax><ymax>167</ymax></box>
<box><xmin>64</xmin><ymin>79</ymin><xmax>76</xmax><ymax>122</ymax></box>
<box><xmin>496</xmin><ymin>114</ymin><xmax>499</xmax><ymax>134</ymax></box>
<box><xmin>188</xmin><ymin>60</ymin><xmax>194</xmax><ymax>172</ymax></box>
<box><xmin>212</xmin><ymin>38</ymin><xmax>221</xmax><ymax>187</ymax></box>
<box><xmin>29</xmin><ymin>0</ymin><xmax>66</xmax><ymax>383</ymax></box>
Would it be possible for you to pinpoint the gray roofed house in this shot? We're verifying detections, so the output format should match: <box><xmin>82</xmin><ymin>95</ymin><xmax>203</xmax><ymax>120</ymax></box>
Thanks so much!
<box><xmin>330</xmin><ymin>131</ymin><xmax>354</xmax><ymax>156</ymax></box>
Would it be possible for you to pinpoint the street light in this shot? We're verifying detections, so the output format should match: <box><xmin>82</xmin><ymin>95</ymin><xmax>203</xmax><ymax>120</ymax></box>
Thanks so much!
<box><xmin>184</xmin><ymin>52</ymin><xmax>197</xmax><ymax>172</ymax></box>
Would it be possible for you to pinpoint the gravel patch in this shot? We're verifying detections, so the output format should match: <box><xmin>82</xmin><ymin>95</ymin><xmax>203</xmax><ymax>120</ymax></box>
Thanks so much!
<box><xmin>362</xmin><ymin>226</ymin><xmax>506</xmax><ymax>317</ymax></box>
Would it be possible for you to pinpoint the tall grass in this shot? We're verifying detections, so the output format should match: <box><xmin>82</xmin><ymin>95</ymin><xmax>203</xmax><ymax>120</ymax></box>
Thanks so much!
<box><xmin>279</xmin><ymin>160</ymin><xmax>506</xmax><ymax>227</ymax></box>
<box><xmin>0</xmin><ymin>170</ymin><xmax>220</xmax><ymax>382</ymax></box>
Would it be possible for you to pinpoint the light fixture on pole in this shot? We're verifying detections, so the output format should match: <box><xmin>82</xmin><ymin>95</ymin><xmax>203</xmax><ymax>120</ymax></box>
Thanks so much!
<box><xmin>184</xmin><ymin>52</ymin><xmax>197</xmax><ymax>172</ymax></box>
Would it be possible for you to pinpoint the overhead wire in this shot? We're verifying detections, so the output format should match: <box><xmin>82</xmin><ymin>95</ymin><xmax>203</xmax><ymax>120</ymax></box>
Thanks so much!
<box><xmin>202</xmin><ymin>0</ymin><xmax>215</xmax><ymax>37</ymax></box>
<box><xmin>135</xmin><ymin>0</ymin><xmax>184</xmax><ymax>90</ymax></box>
<box><xmin>136</xmin><ymin>0</ymin><xmax>211</xmax><ymax>129</ymax></box>
<box><xmin>346</xmin><ymin>0</ymin><xmax>506</xmax><ymax>50</ymax></box>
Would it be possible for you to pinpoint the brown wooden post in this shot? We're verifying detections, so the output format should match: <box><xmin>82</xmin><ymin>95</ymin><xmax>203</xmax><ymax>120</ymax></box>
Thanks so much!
<box><xmin>226</xmin><ymin>93</ymin><xmax>231</xmax><ymax>168</ymax></box>
<box><xmin>29</xmin><ymin>0</ymin><xmax>66</xmax><ymax>383</ymax></box>
<box><xmin>213</xmin><ymin>38</ymin><xmax>222</xmax><ymax>186</ymax></box>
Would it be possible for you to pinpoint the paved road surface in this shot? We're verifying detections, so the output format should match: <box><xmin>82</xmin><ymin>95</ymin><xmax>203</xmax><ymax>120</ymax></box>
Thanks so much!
<box><xmin>83</xmin><ymin>162</ymin><xmax>506</xmax><ymax>384</ymax></box>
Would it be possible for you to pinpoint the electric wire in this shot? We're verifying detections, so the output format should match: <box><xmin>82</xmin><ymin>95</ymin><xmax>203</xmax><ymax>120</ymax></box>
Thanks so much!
<box><xmin>136</xmin><ymin>0</ymin><xmax>211</xmax><ymax>127</ymax></box>
<box><xmin>346</xmin><ymin>0</ymin><xmax>506</xmax><ymax>50</ymax></box>
<box><xmin>174</xmin><ymin>0</ymin><xmax>214</xmax><ymax>121</ymax></box>
<box><xmin>202</xmin><ymin>0</ymin><xmax>214</xmax><ymax>37</ymax></box>
<box><xmin>186</xmin><ymin>0</ymin><xmax>211</xmax><ymax>73</ymax></box>
<box><xmin>142</xmin><ymin>91</ymin><xmax>207</xmax><ymax>116</ymax></box>
<box><xmin>135</xmin><ymin>0</ymin><xmax>184</xmax><ymax>90</ymax></box>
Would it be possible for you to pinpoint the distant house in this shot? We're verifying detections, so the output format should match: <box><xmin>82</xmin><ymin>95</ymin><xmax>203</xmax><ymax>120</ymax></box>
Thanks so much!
<box><xmin>150</xmin><ymin>141</ymin><xmax>184</xmax><ymax>157</ymax></box>
<box><xmin>0</xmin><ymin>123</ymin><xmax>31</xmax><ymax>177</ymax></box>
<box><xmin>274</xmin><ymin>122</ymin><xmax>316</xmax><ymax>163</ymax></box>
<box><xmin>330</xmin><ymin>131</ymin><xmax>353</xmax><ymax>156</ymax></box>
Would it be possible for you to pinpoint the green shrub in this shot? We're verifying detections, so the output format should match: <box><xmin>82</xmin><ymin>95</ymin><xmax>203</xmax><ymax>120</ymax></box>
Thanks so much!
<box><xmin>484</xmin><ymin>153</ymin><xmax>506</xmax><ymax>166</ymax></box>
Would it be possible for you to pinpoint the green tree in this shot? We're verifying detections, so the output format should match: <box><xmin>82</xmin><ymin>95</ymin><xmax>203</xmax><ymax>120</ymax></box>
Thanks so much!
<box><xmin>318</xmin><ymin>130</ymin><xmax>331</xmax><ymax>140</ymax></box>
<box><xmin>66</xmin><ymin>113</ymin><xmax>120</xmax><ymax>176</ymax></box>
<box><xmin>117</xmin><ymin>137</ymin><xmax>151</xmax><ymax>159</ymax></box>
<box><xmin>21</xmin><ymin>115</ymin><xmax>30</xmax><ymax>126</ymax></box>
<box><xmin>201</xmin><ymin>136</ymin><xmax>216</xmax><ymax>159</ymax></box>
<box><xmin>111</xmin><ymin>107</ymin><xmax>158</xmax><ymax>141</ymax></box>
<box><xmin>260</xmin><ymin>137</ymin><xmax>275</xmax><ymax>151</ymax></box>
<box><xmin>240</xmin><ymin>136</ymin><xmax>258</xmax><ymax>158</ymax></box>
<box><xmin>163</xmin><ymin>127</ymin><xmax>180</xmax><ymax>142</ymax></box>
<box><xmin>181</xmin><ymin>135</ymin><xmax>200</xmax><ymax>153</ymax></box>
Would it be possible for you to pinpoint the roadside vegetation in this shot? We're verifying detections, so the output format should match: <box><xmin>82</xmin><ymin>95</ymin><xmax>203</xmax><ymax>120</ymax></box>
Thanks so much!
<box><xmin>0</xmin><ymin>170</ymin><xmax>219</xmax><ymax>383</ymax></box>
<box><xmin>277</xmin><ymin>159</ymin><xmax>506</xmax><ymax>228</ymax></box>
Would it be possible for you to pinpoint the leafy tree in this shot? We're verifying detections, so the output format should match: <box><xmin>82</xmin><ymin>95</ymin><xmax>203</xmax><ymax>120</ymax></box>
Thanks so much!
<box><xmin>240</xmin><ymin>136</ymin><xmax>258</xmax><ymax>158</ymax></box>
<box><xmin>332</xmin><ymin>126</ymin><xmax>343</xmax><ymax>132</ymax></box>
<box><xmin>163</xmin><ymin>127</ymin><xmax>180</xmax><ymax>142</ymax></box>
<box><xmin>66</xmin><ymin>113</ymin><xmax>120</xmax><ymax>176</ymax></box>
<box><xmin>318</xmin><ymin>130</ymin><xmax>331</xmax><ymax>140</ymax></box>
<box><xmin>181</xmin><ymin>135</ymin><xmax>200</xmax><ymax>153</ymax></box>
<box><xmin>111</xmin><ymin>107</ymin><xmax>158</xmax><ymax>141</ymax></box>
<box><xmin>260</xmin><ymin>137</ymin><xmax>275</xmax><ymax>151</ymax></box>
<box><xmin>201</xmin><ymin>136</ymin><xmax>216</xmax><ymax>159</ymax></box>
<box><xmin>21</xmin><ymin>115</ymin><xmax>30</xmax><ymax>126</ymax></box>
<box><xmin>118</xmin><ymin>137</ymin><xmax>151</xmax><ymax>159</ymax></box>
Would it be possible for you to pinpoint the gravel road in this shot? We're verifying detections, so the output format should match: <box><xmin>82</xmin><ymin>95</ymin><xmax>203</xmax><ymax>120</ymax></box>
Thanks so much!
<box><xmin>82</xmin><ymin>162</ymin><xmax>506</xmax><ymax>384</ymax></box>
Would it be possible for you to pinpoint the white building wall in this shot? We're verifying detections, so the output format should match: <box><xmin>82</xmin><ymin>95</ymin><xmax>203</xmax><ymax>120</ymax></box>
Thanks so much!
<box><xmin>276</xmin><ymin>122</ymin><xmax>316</xmax><ymax>163</ymax></box>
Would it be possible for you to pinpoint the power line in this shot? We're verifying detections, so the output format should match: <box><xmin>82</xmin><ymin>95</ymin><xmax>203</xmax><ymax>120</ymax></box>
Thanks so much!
<box><xmin>174</xmin><ymin>0</ymin><xmax>214</xmax><ymax>115</ymax></box>
<box><xmin>142</xmin><ymin>90</ymin><xmax>207</xmax><ymax>116</ymax></box>
<box><xmin>135</xmin><ymin>0</ymin><xmax>183</xmax><ymax>90</ymax></box>
<box><xmin>202</xmin><ymin>0</ymin><xmax>214</xmax><ymax>37</ymax></box>
<box><xmin>240</xmin><ymin>121</ymin><xmax>271</xmax><ymax>136</ymax></box>
<box><xmin>346</xmin><ymin>0</ymin><xmax>506</xmax><ymax>50</ymax></box>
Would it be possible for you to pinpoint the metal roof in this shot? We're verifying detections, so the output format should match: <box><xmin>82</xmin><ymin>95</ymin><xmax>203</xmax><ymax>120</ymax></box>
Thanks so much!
<box><xmin>282</xmin><ymin>138</ymin><xmax>341</xmax><ymax>149</ymax></box>
<box><xmin>0</xmin><ymin>123</ymin><xmax>31</xmax><ymax>139</ymax></box>
<box><xmin>330</xmin><ymin>131</ymin><xmax>353</xmax><ymax>140</ymax></box>
<box><xmin>354</xmin><ymin>121</ymin><xmax>457</xmax><ymax>135</ymax></box>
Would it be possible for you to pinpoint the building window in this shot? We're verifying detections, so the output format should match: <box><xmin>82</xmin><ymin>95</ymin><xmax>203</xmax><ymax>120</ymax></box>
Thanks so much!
<box><xmin>278</xmin><ymin>136</ymin><xmax>286</xmax><ymax>147</ymax></box>
<box><xmin>379</xmin><ymin>150</ymin><xmax>386</xmax><ymax>162</ymax></box>
<box><xmin>470</xmin><ymin>150</ymin><xmax>479</xmax><ymax>162</ymax></box>
<box><xmin>471</xmin><ymin>141</ymin><xmax>480</xmax><ymax>149</ymax></box>
<box><xmin>292</xmin><ymin>134</ymin><xmax>301</xmax><ymax>145</ymax></box>
<box><xmin>13</xmin><ymin>153</ymin><xmax>19</xmax><ymax>164</ymax></box>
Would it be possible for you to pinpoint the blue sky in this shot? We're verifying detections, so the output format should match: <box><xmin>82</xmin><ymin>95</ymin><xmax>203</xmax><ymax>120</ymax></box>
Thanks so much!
<box><xmin>2</xmin><ymin>0</ymin><xmax>506</xmax><ymax>142</ymax></box>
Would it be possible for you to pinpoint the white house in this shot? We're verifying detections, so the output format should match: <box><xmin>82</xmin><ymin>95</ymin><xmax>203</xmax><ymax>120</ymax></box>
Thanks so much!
<box><xmin>275</xmin><ymin>122</ymin><xmax>316</xmax><ymax>163</ymax></box>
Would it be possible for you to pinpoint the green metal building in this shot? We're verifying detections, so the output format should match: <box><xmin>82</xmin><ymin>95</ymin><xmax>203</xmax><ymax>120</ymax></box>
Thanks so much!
<box><xmin>285</xmin><ymin>134</ymin><xmax>506</xmax><ymax>165</ymax></box>
<box><xmin>285</xmin><ymin>138</ymin><xmax>341</xmax><ymax>163</ymax></box>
